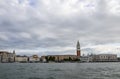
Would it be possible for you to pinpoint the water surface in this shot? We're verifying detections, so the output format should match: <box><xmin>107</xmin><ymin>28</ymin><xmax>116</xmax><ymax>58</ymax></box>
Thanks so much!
<box><xmin>0</xmin><ymin>63</ymin><xmax>120</xmax><ymax>79</ymax></box>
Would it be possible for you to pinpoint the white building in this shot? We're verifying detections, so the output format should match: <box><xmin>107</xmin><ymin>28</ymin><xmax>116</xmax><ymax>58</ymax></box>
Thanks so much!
<box><xmin>80</xmin><ymin>56</ymin><xmax>89</xmax><ymax>62</ymax></box>
<box><xmin>29</xmin><ymin>55</ymin><xmax>40</xmax><ymax>63</ymax></box>
<box><xmin>15</xmin><ymin>56</ymin><xmax>28</xmax><ymax>63</ymax></box>
<box><xmin>80</xmin><ymin>55</ymin><xmax>94</xmax><ymax>62</ymax></box>
<box><xmin>0</xmin><ymin>51</ymin><xmax>16</xmax><ymax>63</ymax></box>
<box><xmin>93</xmin><ymin>54</ymin><xmax>117</xmax><ymax>62</ymax></box>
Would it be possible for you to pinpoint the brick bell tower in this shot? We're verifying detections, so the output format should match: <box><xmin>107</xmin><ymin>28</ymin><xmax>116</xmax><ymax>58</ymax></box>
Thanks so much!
<box><xmin>76</xmin><ymin>41</ymin><xmax>81</xmax><ymax>57</ymax></box>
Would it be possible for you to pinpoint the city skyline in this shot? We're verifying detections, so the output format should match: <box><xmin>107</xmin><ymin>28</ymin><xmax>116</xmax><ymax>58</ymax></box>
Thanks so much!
<box><xmin>0</xmin><ymin>0</ymin><xmax>120</xmax><ymax>56</ymax></box>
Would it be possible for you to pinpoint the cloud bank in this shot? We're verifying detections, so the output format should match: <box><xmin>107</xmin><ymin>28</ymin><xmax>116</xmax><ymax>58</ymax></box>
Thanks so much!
<box><xmin>0</xmin><ymin>0</ymin><xmax>120</xmax><ymax>56</ymax></box>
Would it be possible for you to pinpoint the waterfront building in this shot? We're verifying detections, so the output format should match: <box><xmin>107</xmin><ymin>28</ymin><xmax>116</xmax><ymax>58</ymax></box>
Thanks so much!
<box><xmin>88</xmin><ymin>55</ymin><xmax>94</xmax><ymax>62</ymax></box>
<box><xmin>41</xmin><ymin>55</ymin><xmax>78</xmax><ymax>62</ymax></box>
<box><xmin>0</xmin><ymin>50</ymin><xmax>16</xmax><ymax>63</ymax></box>
<box><xmin>15</xmin><ymin>55</ymin><xmax>28</xmax><ymax>63</ymax></box>
<box><xmin>80</xmin><ymin>54</ymin><xmax>94</xmax><ymax>62</ymax></box>
<box><xmin>29</xmin><ymin>55</ymin><xmax>40</xmax><ymax>63</ymax></box>
<box><xmin>80</xmin><ymin>56</ymin><xmax>89</xmax><ymax>62</ymax></box>
<box><xmin>40</xmin><ymin>56</ymin><xmax>47</xmax><ymax>62</ymax></box>
<box><xmin>93</xmin><ymin>54</ymin><xmax>117</xmax><ymax>62</ymax></box>
<box><xmin>42</xmin><ymin>57</ymin><xmax>47</xmax><ymax>63</ymax></box>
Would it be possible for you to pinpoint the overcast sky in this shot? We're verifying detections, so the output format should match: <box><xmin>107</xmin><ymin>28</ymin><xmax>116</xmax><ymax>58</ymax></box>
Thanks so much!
<box><xmin>0</xmin><ymin>0</ymin><xmax>120</xmax><ymax>56</ymax></box>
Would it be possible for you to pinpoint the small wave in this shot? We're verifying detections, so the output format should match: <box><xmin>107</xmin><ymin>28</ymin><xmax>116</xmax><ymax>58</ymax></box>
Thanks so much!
<box><xmin>28</xmin><ymin>77</ymin><xmax>55</xmax><ymax>79</ymax></box>
<box><xmin>28</xmin><ymin>77</ymin><xmax>44</xmax><ymax>79</ymax></box>
<box><xmin>49</xmin><ymin>69</ymin><xmax>63</xmax><ymax>71</ymax></box>
<box><xmin>46</xmin><ymin>77</ymin><xmax>55</xmax><ymax>79</ymax></box>
<box><xmin>17</xmin><ymin>68</ymin><xmax>25</xmax><ymax>70</ymax></box>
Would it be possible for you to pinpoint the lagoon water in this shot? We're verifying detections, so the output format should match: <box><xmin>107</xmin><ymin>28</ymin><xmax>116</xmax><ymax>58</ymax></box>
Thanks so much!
<box><xmin>0</xmin><ymin>63</ymin><xmax>120</xmax><ymax>79</ymax></box>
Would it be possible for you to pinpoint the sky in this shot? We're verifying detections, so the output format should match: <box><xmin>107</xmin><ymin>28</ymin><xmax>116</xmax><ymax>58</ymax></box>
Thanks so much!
<box><xmin>0</xmin><ymin>0</ymin><xmax>120</xmax><ymax>56</ymax></box>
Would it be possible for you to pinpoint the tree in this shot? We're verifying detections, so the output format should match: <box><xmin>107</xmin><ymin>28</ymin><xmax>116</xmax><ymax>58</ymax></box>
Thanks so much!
<box><xmin>48</xmin><ymin>56</ymin><xmax>55</xmax><ymax>61</ymax></box>
<box><xmin>74</xmin><ymin>58</ymin><xmax>80</xmax><ymax>61</ymax></box>
<box><xmin>45</xmin><ymin>56</ymin><xmax>49</xmax><ymax>62</ymax></box>
<box><xmin>52</xmin><ymin>56</ymin><xmax>55</xmax><ymax>61</ymax></box>
<box><xmin>63</xmin><ymin>58</ymin><xmax>69</xmax><ymax>61</ymax></box>
<box><xmin>69</xmin><ymin>57</ymin><xmax>72</xmax><ymax>61</ymax></box>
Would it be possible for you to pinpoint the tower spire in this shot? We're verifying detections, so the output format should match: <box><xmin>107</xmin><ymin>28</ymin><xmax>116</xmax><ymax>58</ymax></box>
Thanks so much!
<box><xmin>77</xmin><ymin>41</ymin><xmax>80</xmax><ymax>49</ymax></box>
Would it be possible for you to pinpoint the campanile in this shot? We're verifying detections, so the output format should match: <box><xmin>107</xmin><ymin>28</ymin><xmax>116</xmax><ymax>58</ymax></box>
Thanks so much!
<box><xmin>76</xmin><ymin>41</ymin><xmax>81</xmax><ymax>57</ymax></box>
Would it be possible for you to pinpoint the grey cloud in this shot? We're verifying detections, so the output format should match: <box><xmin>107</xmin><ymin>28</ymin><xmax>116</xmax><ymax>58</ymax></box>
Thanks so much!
<box><xmin>0</xmin><ymin>0</ymin><xmax>120</xmax><ymax>55</ymax></box>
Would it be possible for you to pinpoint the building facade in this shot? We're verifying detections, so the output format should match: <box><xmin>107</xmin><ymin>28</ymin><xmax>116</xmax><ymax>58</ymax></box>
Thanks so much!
<box><xmin>15</xmin><ymin>55</ymin><xmax>28</xmax><ymax>63</ymax></box>
<box><xmin>29</xmin><ymin>55</ymin><xmax>40</xmax><ymax>63</ymax></box>
<box><xmin>0</xmin><ymin>51</ymin><xmax>16</xmax><ymax>63</ymax></box>
<box><xmin>93</xmin><ymin>54</ymin><xmax>117</xmax><ymax>62</ymax></box>
<box><xmin>80</xmin><ymin>56</ymin><xmax>89</xmax><ymax>62</ymax></box>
